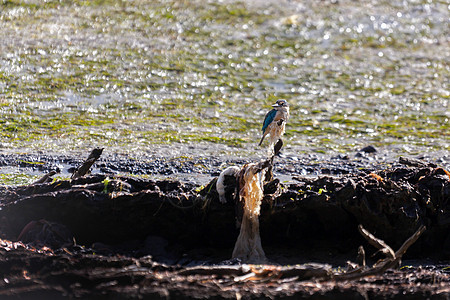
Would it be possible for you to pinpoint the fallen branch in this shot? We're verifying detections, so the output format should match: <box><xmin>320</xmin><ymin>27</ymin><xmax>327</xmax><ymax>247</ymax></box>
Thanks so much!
<box><xmin>265</xmin><ymin>139</ymin><xmax>283</xmax><ymax>182</ymax></box>
<box><xmin>394</xmin><ymin>225</ymin><xmax>427</xmax><ymax>260</ymax></box>
<box><xmin>177</xmin><ymin>263</ymin><xmax>332</xmax><ymax>282</ymax></box>
<box><xmin>71</xmin><ymin>148</ymin><xmax>104</xmax><ymax>179</ymax></box>
<box><xmin>399</xmin><ymin>156</ymin><xmax>436</xmax><ymax>168</ymax></box>
<box><xmin>358</xmin><ymin>225</ymin><xmax>395</xmax><ymax>260</ymax></box>
<box><xmin>192</xmin><ymin>226</ymin><xmax>427</xmax><ymax>283</ymax></box>
<box><xmin>331</xmin><ymin>225</ymin><xmax>426</xmax><ymax>282</ymax></box>
<box><xmin>32</xmin><ymin>170</ymin><xmax>58</xmax><ymax>185</ymax></box>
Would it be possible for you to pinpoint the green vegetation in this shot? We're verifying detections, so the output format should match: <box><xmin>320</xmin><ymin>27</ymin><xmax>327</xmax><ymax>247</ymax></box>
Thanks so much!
<box><xmin>0</xmin><ymin>0</ymin><xmax>448</xmax><ymax>156</ymax></box>
<box><xmin>0</xmin><ymin>173</ymin><xmax>40</xmax><ymax>186</ymax></box>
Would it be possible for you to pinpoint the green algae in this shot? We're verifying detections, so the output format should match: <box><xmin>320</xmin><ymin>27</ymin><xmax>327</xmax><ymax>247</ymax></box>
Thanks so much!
<box><xmin>0</xmin><ymin>173</ymin><xmax>40</xmax><ymax>186</ymax></box>
<box><xmin>0</xmin><ymin>0</ymin><xmax>448</xmax><ymax>157</ymax></box>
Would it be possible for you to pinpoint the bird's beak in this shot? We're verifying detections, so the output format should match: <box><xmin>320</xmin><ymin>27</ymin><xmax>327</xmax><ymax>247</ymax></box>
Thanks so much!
<box><xmin>272</xmin><ymin>103</ymin><xmax>280</xmax><ymax>107</ymax></box>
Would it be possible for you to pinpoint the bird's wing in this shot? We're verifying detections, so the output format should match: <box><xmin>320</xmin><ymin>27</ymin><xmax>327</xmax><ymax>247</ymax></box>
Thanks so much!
<box><xmin>262</xmin><ymin>109</ymin><xmax>277</xmax><ymax>132</ymax></box>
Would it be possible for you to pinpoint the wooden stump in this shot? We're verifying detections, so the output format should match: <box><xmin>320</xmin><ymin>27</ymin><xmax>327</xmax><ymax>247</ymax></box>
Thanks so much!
<box><xmin>232</xmin><ymin>160</ymin><xmax>271</xmax><ymax>263</ymax></box>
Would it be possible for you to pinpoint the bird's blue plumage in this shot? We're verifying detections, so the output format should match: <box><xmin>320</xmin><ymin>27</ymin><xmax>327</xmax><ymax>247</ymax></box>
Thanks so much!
<box><xmin>262</xmin><ymin>109</ymin><xmax>277</xmax><ymax>133</ymax></box>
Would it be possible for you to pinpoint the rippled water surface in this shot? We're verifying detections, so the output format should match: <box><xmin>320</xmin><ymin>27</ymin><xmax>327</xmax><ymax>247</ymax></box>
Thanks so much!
<box><xmin>0</xmin><ymin>0</ymin><xmax>448</xmax><ymax>161</ymax></box>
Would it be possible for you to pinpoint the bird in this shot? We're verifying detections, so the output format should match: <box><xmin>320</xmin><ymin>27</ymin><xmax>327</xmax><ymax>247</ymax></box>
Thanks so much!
<box><xmin>258</xmin><ymin>99</ymin><xmax>289</xmax><ymax>147</ymax></box>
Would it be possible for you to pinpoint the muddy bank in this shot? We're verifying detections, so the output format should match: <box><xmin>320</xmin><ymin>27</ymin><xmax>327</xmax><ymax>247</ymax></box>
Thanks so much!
<box><xmin>0</xmin><ymin>154</ymin><xmax>449</xmax><ymax>298</ymax></box>
<box><xmin>1</xmin><ymin>146</ymin><xmax>448</xmax><ymax>185</ymax></box>
<box><xmin>0</xmin><ymin>156</ymin><xmax>449</xmax><ymax>259</ymax></box>
<box><xmin>0</xmin><ymin>243</ymin><xmax>449</xmax><ymax>300</ymax></box>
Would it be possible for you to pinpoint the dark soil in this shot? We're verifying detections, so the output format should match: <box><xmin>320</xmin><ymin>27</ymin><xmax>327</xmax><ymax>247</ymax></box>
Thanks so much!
<box><xmin>0</xmin><ymin>244</ymin><xmax>449</xmax><ymax>300</ymax></box>
<box><xmin>0</xmin><ymin>153</ymin><xmax>449</xmax><ymax>299</ymax></box>
<box><xmin>2</xmin><ymin>148</ymin><xmax>448</xmax><ymax>182</ymax></box>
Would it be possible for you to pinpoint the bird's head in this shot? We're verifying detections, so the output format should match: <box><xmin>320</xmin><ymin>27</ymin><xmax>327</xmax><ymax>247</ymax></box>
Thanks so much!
<box><xmin>272</xmin><ymin>99</ymin><xmax>288</xmax><ymax>108</ymax></box>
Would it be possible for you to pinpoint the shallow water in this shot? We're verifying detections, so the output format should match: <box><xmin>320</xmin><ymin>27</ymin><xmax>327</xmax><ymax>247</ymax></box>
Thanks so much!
<box><xmin>0</xmin><ymin>0</ymin><xmax>448</xmax><ymax>183</ymax></box>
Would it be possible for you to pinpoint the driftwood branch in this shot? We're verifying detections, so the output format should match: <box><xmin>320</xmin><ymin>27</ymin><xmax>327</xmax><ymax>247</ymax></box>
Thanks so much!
<box><xmin>232</xmin><ymin>159</ymin><xmax>273</xmax><ymax>263</ymax></box>
<box><xmin>265</xmin><ymin>139</ymin><xmax>283</xmax><ymax>182</ymax></box>
<box><xmin>399</xmin><ymin>156</ymin><xmax>436</xmax><ymax>168</ymax></box>
<box><xmin>356</xmin><ymin>246</ymin><xmax>366</xmax><ymax>267</ymax></box>
<box><xmin>175</xmin><ymin>225</ymin><xmax>426</xmax><ymax>284</ymax></box>
<box><xmin>177</xmin><ymin>263</ymin><xmax>332</xmax><ymax>282</ymax></box>
<box><xmin>394</xmin><ymin>225</ymin><xmax>427</xmax><ymax>259</ymax></box>
<box><xmin>358</xmin><ymin>225</ymin><xmax>395</xmax><ymax>259</ymax></box>
<box><xmin>71</xmin><ymin>148</ymin><xmax>104</xmax><ymax>179</ymax></box>
<box><xmin>32</xmin><ymin>170</ymin><xmax>58</xmax><ymax>185</ymax></box>
<box><xmin>332</xmin><ymin>225</ymin><xmax>426</xmax><ymax>282</ymax></box>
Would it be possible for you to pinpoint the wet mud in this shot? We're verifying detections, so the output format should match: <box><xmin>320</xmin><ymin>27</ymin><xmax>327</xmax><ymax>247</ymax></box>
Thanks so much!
<box><xmin>0</xmin><ymin>153</ymin><xmax>449</xmax><ymax>299</ymax></box>
<box><xmin>1</xmin><ymin>144</ymin><xmax>448</xmax><ymax>184</ymax></box>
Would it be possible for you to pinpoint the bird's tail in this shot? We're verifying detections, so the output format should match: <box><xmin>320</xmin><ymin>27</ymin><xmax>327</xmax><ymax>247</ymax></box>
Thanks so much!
<box><xmin>258</xmin><ymin>135</ymin><xmax>265</xmax><ymax>146</ymax></box>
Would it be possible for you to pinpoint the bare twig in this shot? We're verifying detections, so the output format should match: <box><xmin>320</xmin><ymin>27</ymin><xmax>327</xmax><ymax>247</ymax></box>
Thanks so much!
<box><xmin>356</xmin><ymin>246</ymin><xmax>366</xmax><ymax>268</ymax></box>
<box><xmin>32</xmin><ymin>170</ymin><xmax>58</xmax><ymax>185</ymax></box>
<box><xmin>358</xmin><ymin>225</ymin><xmax>395</xmax><ymax>259</ymax></box>
<box><xmin>71</xmin><ymin>148</ymin><xmax>103</xmax><ymax>179</ymax></box>
<box><xmin>331</xmin><ymin>225</ymin><xmax>426</xmax><ymax>282</ymax></box>
<box><xmin>395</xmin><ymin>225</ymin><xmax>427</xmax><ymax>259</ymax></box>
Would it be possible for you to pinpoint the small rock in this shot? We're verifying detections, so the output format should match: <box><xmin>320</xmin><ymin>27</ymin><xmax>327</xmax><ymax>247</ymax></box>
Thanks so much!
<box><xmin>332</xmin><ymin>154</ymin><xmax>349</xmax><ymax>160</ymax></box>
<box><xmin>360</xmin><ymin>145</ymin><xmax>377</xmax><ymax>153</ymax></box>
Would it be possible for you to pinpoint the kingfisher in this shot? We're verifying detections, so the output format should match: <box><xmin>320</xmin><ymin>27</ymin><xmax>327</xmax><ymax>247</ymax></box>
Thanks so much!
<box><xmin>258</xmin><ymin>99</ymin><xmax>289</xmax><ymax>147</ymax></box>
